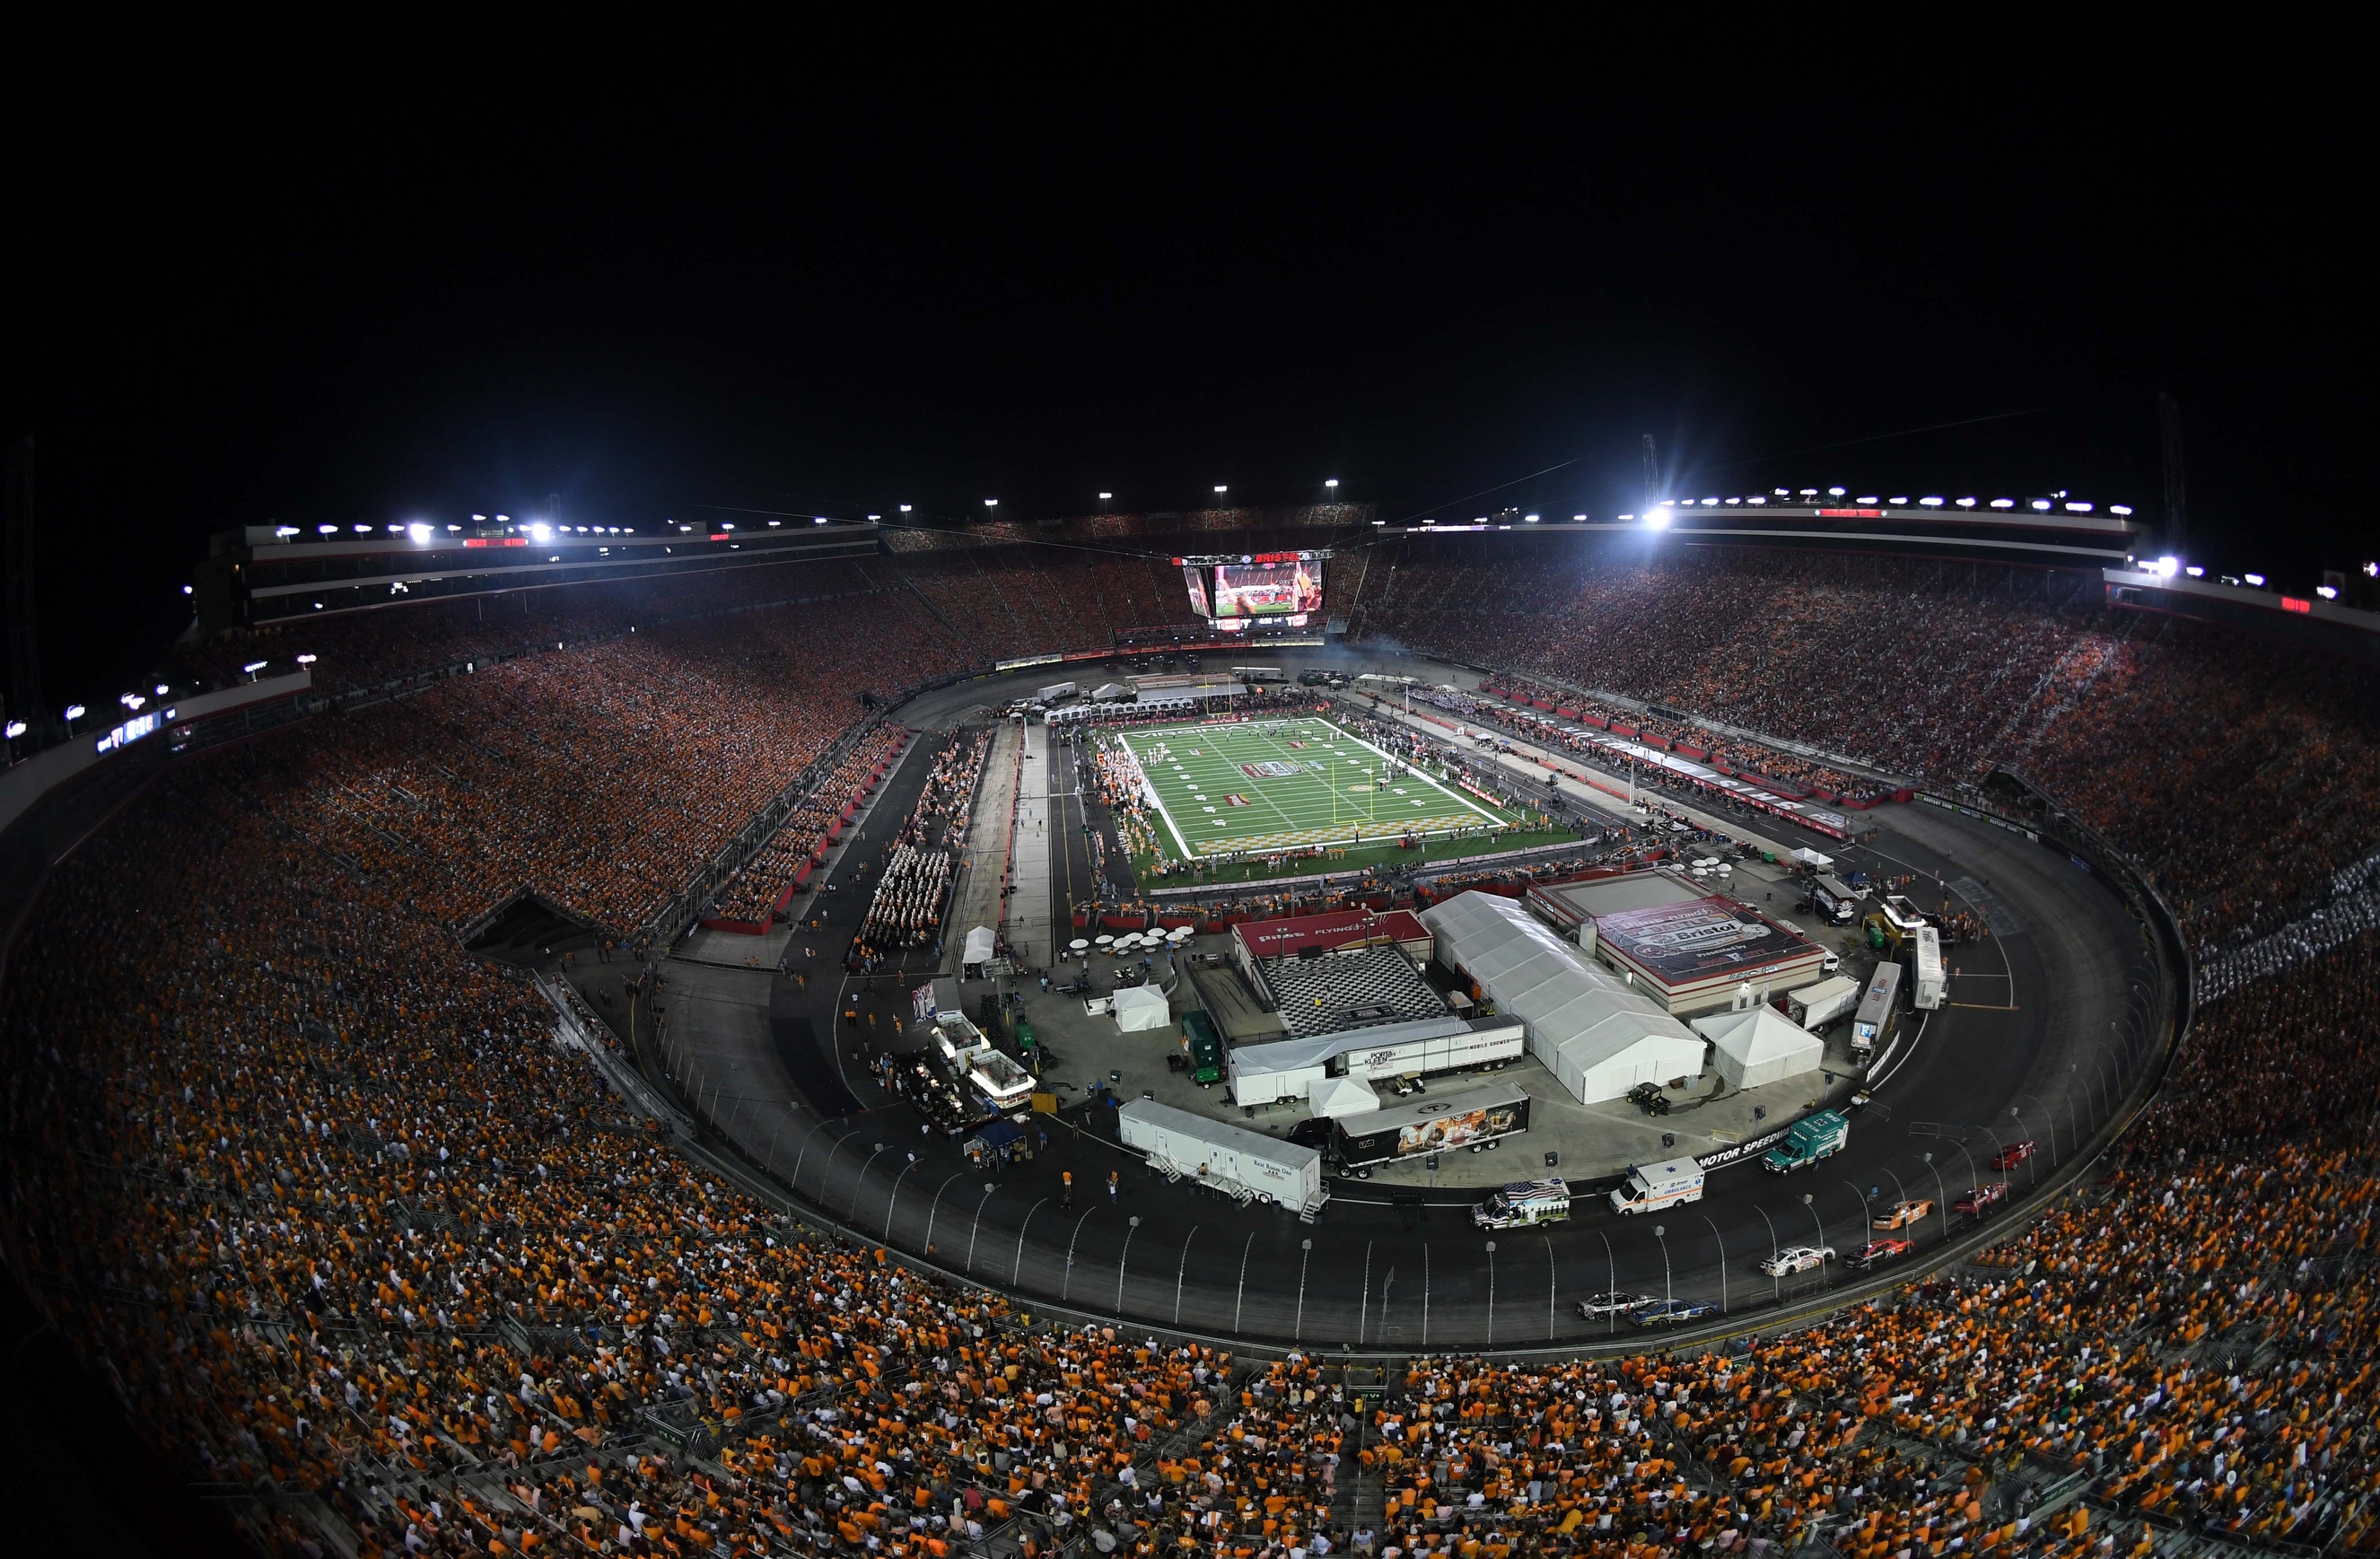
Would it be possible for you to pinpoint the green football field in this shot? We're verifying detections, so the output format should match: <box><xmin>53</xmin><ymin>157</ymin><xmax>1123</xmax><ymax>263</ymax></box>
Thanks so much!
<box><xmin>1112</xmin><ymin>715</ymin><xmax>1518</xmax><ymax>859</ymax></box>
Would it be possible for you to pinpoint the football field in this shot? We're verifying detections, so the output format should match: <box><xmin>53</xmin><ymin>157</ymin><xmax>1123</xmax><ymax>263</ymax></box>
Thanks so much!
<box><xmin>1112</xmin><ymin>715</ymin><xmax>1516</xmax><ymax>859</ymax></box>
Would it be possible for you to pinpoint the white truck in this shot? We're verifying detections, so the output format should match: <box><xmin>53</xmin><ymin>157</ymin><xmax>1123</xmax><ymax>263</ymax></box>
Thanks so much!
<box><xmin>1785</xmin><ymin>975</ymin><xmax>1862</xmax><ymax>1032</ymax></box>
<box><xmin>1474</xmin><ymin>1178</ymin><xmax>1571</xmax><ymax>1230</ymax></box>
<box><xmin>1610</xmin><ymin>1158</ymin><xmax>1705</xmax><ymax>1215</ymax></box>
<box><xmin>1118</xmin><ymin>1099</ymin><xmax>1327</xmax><ymax>1215</ymax></box>
<box><xmin>1811</xmin><ymin>874</ymin><xmax>1862</xmax><ymax>925</ymax></box>
<box><xmin>1036</xmin><ymin>681</ymin><xmax>1080</xmax><ymax>704</ymax></box>
<box><xmin>1851</xmin><ymin>960</ymin><xmax>1903</xmax><ymax>1057</ymax></box>
<box><xmin>1910</xmin><ymin>924</ymin><xmax>1946</xmax><ymax>1012</ymax></box>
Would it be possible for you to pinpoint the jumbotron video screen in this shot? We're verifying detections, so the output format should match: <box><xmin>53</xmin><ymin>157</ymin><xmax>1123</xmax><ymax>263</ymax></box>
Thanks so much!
<box><xmin>1213</xmin><ymin>557</ymin><xmax>1322</xmax><ymax>618</ymax></box>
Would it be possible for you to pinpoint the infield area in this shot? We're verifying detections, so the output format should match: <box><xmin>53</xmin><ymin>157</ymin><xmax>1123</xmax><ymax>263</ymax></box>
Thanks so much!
<box><xmin>1112</xmin><ymin>715</ymin><xmax>1523</xmax><ymax>860</ymax></box>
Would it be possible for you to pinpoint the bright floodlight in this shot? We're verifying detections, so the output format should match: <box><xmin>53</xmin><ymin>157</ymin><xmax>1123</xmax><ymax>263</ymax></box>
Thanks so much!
<box><xmin>1747</xmin><ymin>495</ymin><xmax>1766</xmax><ymax>504</ymax></box>
<box><xmin>1572</xmin><ymin>513</ymin><xmax>1587</xmax><ymax>521</ymax></box>
<box><xmin>353</xmin><ymin>524</ymin><xmax>371</xmax><ymax>533</ymax></box>
<box><xmin>2244</xmin><ymin>574</ymin><xmax>2266</xmax><ymax>586</ymax></box>
<box><xmin>1827</xmin><ymin>486</ymin><xmax>1845</xmax><ymax>496</ymax></box>
<box><xmin>4</xmin><ymin>721</ymin><xmax>25</xmax><ymax>740</ymax></box>
<box><xmin>813</xmin><ymin>516</ymin><xmax>827</xmax><ymax>524</ymax></box>
<box><xmin>318</xmin><ymin>523</ymin><xmax>337</xmax><ymax>534</ymax></box>
<box><xmin>242</xmin><ymin>661</ymin><xmax>268</xmax><ymax>674</ymax></box>
<box><xmin>1524</xmin><ymin>512</ymin><xmax>1540</xmax><ymax>521</ymax></box>
<box><xmin>2065</xmin><ymin>502</ymin><xmax>2094</xmax><ymax>512</ymax></box>
<box><xmin>1645</xmin><ymin>508</ymin><xmax>1672</xmax><ymax>531</ymax></box>
<box><xmin>407</xmin><ymin>521</ymin><xmax>433</xmax><ymax>543</ymax></box>
<box><xmin>2152</xmin><ymin>556</ymin><xmax>2180</xmax><ymax>578</ymax></box>
<box><xmin>65</xmin><ymin>705</ymin><xmax>85</xmax><ymax>722</ymax></box>
<box><xmin>2109</xmin><ymin>504</ymin><xmax>2133</xmax><ymax>516</ymax></box>
<box><xmin>529</xmin><ymin>522</ymin><xmax>553</xmax><ymax>544</ymax></box>
<box><xmin>1855</xmin><ymin>496</ymin><xmax>1879</xmax><ymax>505</ymax></box>
<box><xmin>296</xmin><ymin>653</ymin><xmax>318</xmax><ymax>664</ymax></box>
<box><xmin>984</xmin><ymin>498</ymin><xmax>998</xmax><ymax>507</ymax></box>
<box><xmin>275</xmin><ymin>524</ymin><xmax>300</xmax><ymax>537</ymax></box>
<box><xmin>900</xmin><ymin>504</ymin><xmax>914</xmax><ymax>512</ymax></box>
<box><xmin>1919</xmin><ymin>496</ymin><xmax>1945</xmax><ymax>506</ymax></box>
<box><xmin>154</xmin><ymin>684</ymin><xmax>168</xmax><ymax>696</ymax></box>
<box><xmin>1098</xmin><ymin>492</ymin><xmax>1112</xmax><ymax>501</ymax></box>
<box><xmin>1215</xmin><ymin>486</ymin><xmax>1229</xmax><ymax>494</ymax></box>
<box><xmin>1991</xmin><ymin>498</ymin><xmax>2015</xmax><ymax>509</ymax></box>
<box><xmin>2031</xmin><ymin>499</ymin><xmax>2052</xmax><ymax>511</ymax></box>
<box><xmin>1956</xmin><ymin>497</ymin><xmax>1977</xmax><ymax>508</ymax></box>
<box><xmin>2184</xmin><ymin>565</ymin><xmax>2204</xmax><ymax>577</ymax></box>
<box><xmin>2318</xmin><ymin>585</ymin><xmax>2340</xmax><ymax>600</ymax></box>
<box><xmin>121</xmin><ymin>693</ymin><xmax>144</xmax><ymax>709</ymax></box>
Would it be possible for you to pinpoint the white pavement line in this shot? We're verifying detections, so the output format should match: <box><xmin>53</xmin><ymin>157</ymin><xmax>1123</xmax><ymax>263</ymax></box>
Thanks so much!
<box><xmin>1868</xmin><ymin>1012</ymin><xmax>1929</xmax><ymax>1090</ymax></box>
<box><xmin>1119</xmin><ymin>730</ymin><xmax>1195</xmax><ymax>859</ymax></box>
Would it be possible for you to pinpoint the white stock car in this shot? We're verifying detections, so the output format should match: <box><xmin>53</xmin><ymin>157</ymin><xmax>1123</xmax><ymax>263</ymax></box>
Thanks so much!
<box><xmin>1756</xmin><ymin>1245</ymin><xmax>1836</xmax><ymax>1277</ymax></box>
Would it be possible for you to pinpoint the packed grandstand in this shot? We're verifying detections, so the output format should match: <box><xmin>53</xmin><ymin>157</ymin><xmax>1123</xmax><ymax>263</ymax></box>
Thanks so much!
<box><xmin>4</xmin><ymin>519</ymin><xmax>2379</xmax><ymax>1559</ymax></box>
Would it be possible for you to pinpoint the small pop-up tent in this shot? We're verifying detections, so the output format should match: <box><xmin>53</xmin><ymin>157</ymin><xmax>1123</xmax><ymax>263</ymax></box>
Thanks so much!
<box><xmin>1110</xmin><ymin>985</ymin><xmax>1171</xmax><ymax>1032</ymax></box>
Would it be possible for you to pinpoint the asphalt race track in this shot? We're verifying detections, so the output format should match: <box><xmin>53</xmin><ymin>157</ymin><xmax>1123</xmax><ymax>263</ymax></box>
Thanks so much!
<box><xmin>659</xmin><ymin>653</ymin><xmax>2160</xmax><ymax>1349</ymax></box>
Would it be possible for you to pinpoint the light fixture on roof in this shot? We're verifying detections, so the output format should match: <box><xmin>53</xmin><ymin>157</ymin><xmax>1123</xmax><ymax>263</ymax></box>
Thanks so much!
<box><xmin>2244</xmin><ymin>573</ymin><xmax>2266</xmax><ymax>587</ymax></box>
<box><xmin>529</xmin><ymin>522</ymin><xmax>552</xmax><ymax>544</ymax></box>
<box><xmin>1524</xmin><ymin>512</ymin><xmax>1540</xmax><ymax>521</ymax></box>
<box><xmin>1325</xmin><ymin>479</ymin><xmax>1340</xmax><ymax>489</ymax></box>
<box><xmin>1955</xmin><ymin>497</ymin><xmax>1977</xmax><ymax>508</ymax></box>
<box><xmin>866</xmin><ymin>514</ymin><xmax>880</xmax><ymax>521</ymax></box>
<box><xmin>768</xmin><ymin>520</ymin><xmax>782</xmax><ymax>527</ymax></box>
<box><xmin>1826</xmin><ymin>486</ymin><xmax>1846</xmax><ymax>497</ymax></box>
<box><xmin>899</xmin><ymin>504</ymin><xmax>914</xmax><ymax>512</ymax></box>
<box><xmin>1887</xmin><ymin>496</ymin><xmax>1910</xmax><ymax>506</ymax></box>
<box><xmin>4</xmin><ymin>721</ymin><xmax>22</xmax><ymax>740</ymax></box>
<box><xmin>2151</xmin><ymin>556</ymin><xmax>2180</xmax><ymax>578</ymax></box>
<box><xmin>2184</xmin><ymin>565</ymin><xmax>2204</xmax><ymax>577</ymax></box>
<box><xmin>814</xmin><ymin>516</ymin><xmax>827</xmax><ymax>524</ymax></box>
<box><xmin>1855</xmin><ymin>496</ymin><xmax>1878</xmax><ymax>505</ymax></box>
<box><xmin>2318</xmin><ymin>584</ymin><xmax>2340</xmax><ymax>600</ymax></box>
<box><xmin>275</xmin><ymin>525</ymin><xmax>299</xmax><ymax>537</ymax></box>
<box><xmin>1572</xmin><ymin>513</ymin><xmax>1588</xmax><ymax>521</ymax></box>
<box><xmin>296</xmin><ymin>653</ymin><xmax>317</xmax><ymax>664</ymax></box>
<box><xmin>1723</xmin><ymin>496</ymin><xmax>1741</xmax><ymax>505</ymax></box>
<box><xmin>1919</xmin><ymin>496</ymin><xmax>1945</xmax><ymax>507</ymax></box>
<box><xmin>1798</xmin><ymin>488</ymin><xmax>1818</xmax><ymax>497</ymax></box>
<box><xmin>407</xmin><ymin>521</ymin><xmax>433</xmax><ymax>542</ymax></box>
<box><xmin>1214</xmin><ymin>485</ymin><xmax>1229</xmax><ymax>494</ymax></box>
<box><xmin>447</xmin><ymin>523</ymin><xmax>461</xmax><ymax>531</ymax></box>
<box><xmin>2109</xmin><ymin>504</ymin><xmax>2133</xmax><ymax>516</ymax></box>
<box><xmin>121</xmin><ymin>692</ymin><xmax>145</xmax><ymax>709</ymax></box>
<box><xmin>472</xmin><ymin>513</ymin><xmax>486</xmax><ymax>521</ymax></box>
<box><xmin>2065</xmin><ymin>502</ymin><xmax>2094</xmax><ymax>512</ymax></box>
<box><xmin>1645</xmin><ymin>508</ymin><xmax>1672</xmax><ymax>531</ymax></box>
<box><xmin>64</xmin><ymin>705</ymin><xmax>85</xmax><ymax>723</ymax></box>
<box><xmin>984</xmin><ymin>498</ymin><xmax>998</xmax><ymax>508</ymax></box>
<box><xmin>2030</xmin><ymin>499</ymin><xmax>2052</xmax><ymax>512</ymax></box>
<box><xmin>1990</xmin><ymin>498</ymin><xmax>2015</xmax><ymax>509</ymax></box>
<box><xmin>1773</xmin><ymin>488</ymin><xmax>1790</xmax><ymax>496</ymax></box>
<box><xmin>317</xmin><ymin>523</ymin><xmax>337</xmax><ymax>534</ymax></box>
<box><xmin>1746</xmin><ymin>495</ymin><xmax>1766</xmax><ymax>504</ymax></box>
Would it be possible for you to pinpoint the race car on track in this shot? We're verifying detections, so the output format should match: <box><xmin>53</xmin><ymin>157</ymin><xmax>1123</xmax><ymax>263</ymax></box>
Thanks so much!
<box><xmin>1848</xmin><ymin>1237</ymin><xmax>1912</xmax><ymax>1270</ymax></box>
<box><xmin>1954</xmin><ymin>1181</ymin><xmax>2012</xmax><ymax>1215</ymax></box>
<box><xmin>1634</xmin><ymin>1299</ymin><xmax>1719</xmax><ymax>1327</ymax></box>
<box><xmin>1990</xmin><ymin>1141</ymin><xmax>2037</xmax><ymax>1171</ymax></box>
<box><xmin>1757</xmin><ymin>1245</ymin><xmax>1834</xmax><ymax>1277</ymax></box>
<box><xmin>1577</xmin><ymin>1292</ymin><xmax>1658</xmax><ymax>1318</ymax></box>
<box><xmin>1872</xmin><ymin>1197</ymin><xmax>1936</xmax><ymax>1230</ymax></box>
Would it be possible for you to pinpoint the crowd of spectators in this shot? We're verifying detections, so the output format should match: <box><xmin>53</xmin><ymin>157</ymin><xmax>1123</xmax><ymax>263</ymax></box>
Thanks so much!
<box><xmin>1487</xmin><ymin>679</ymin><xmax>1891</xmax><ymax>803</ymax></box>
<box><xmin>850</xmin><ymin>733</ymin><xmax>993</xmax><ymax>970</ymax></box>
<box><xmin>1355</xmin><ymin>538</ymin><xmax>2380</xmax><ymax>960</ymax></box>
<box><xmin>710</xmin><ymin>726</ymin><xmax>914</xmax><ymax>928</ymax></box>
<box><xmin>10</xmin><ymin>540</ymin><xmax>2380</xmax><ymax>1556</ymax></box>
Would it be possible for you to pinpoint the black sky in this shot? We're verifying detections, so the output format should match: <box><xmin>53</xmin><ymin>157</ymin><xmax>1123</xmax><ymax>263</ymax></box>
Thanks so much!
<box><xmin>8</xmin><ymin>92</ymin><xmax>2366</xmax><ymax>713</ymax></box>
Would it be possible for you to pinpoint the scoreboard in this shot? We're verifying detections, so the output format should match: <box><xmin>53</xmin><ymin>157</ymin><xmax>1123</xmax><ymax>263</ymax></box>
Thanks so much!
<box><xmin>1175</xmin><ymin>550</ymin><xmax>1327</xmax><ymax>628</ymax></box>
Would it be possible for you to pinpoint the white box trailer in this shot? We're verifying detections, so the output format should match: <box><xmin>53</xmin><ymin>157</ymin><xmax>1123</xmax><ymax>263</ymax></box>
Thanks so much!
<box><xmin>1118</xmin><ymin>1099</ymin><xmax>1326</xmax><ymax>1215</ymax></box>
<box><xmin>1338</xmin><ymin>1016</ymin><xmax>1526</xmax><ymax>1083</ymax></box>
<box><xmin>1910</xmin><ymin>925</ymin><xmax>1946</xmax><ymax>1011</ymax></box>
<box><xmin>1785</xmin><ymin>975</ymin><xmax>1862</xmax><ymax>1031</ymax></box>
<box><xmin>1036</xmin><ymin>681</ymin><xmax>1080</xmax><ymax>704</ymax></box>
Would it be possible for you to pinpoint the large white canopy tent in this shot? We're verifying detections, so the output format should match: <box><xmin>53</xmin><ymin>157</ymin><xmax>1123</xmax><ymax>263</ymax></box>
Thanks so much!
<box><xmin>1419</xmin><ymin>890</ymin><xmax>1707</xmax><ymax>1104</ymax></box>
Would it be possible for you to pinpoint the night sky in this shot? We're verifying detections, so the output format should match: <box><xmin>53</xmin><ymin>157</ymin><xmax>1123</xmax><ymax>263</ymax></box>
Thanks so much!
<box><xmin>9</xmin><ymin>96</ymin><xmax>2364</xmax><ymax>713</ymax></box>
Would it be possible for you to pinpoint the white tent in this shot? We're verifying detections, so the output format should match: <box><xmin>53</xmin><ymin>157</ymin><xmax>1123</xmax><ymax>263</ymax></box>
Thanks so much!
<box><xmin>1110</xmin><ymin>984</ymin><xmax>1171</xmax><ymax>1032</ymax></box>
<box><xmin>1790</xmin><ymin>847</ymin><xmax>1833</xmax><ymax>871</ymax></box>
<box><xmin>1693</xmin><ymin>1006</ymin><xmax>1824</xmax><ymax>1090</ymax></box>
<box><xmin>961</xmin><ymin>925</ymin><xmax>997</xmax><ymax>967</ymax></box>
<box><xmin>1308</xmin><ymin>1076</ymin><xmax>1383</xmax><ymax>1119</ymax></box>
<box><xmin>1419</xmin><ymin>890</ymin><xmax>1707</xmax><ymax>1104</ymax></box>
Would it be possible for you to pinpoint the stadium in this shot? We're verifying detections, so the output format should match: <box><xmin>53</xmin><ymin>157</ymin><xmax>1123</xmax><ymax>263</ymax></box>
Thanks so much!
<box><xmin>4</xmin><ymin>491</ymin><xmax>2377</xmax><ymax>1559</ymax></box>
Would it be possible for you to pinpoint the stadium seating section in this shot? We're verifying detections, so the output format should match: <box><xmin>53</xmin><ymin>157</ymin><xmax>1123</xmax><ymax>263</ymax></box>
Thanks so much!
<box><xmin>7</xmin><ymin>536</ymin><xmax>2380</xmax><ymax>1555</ymax></box>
